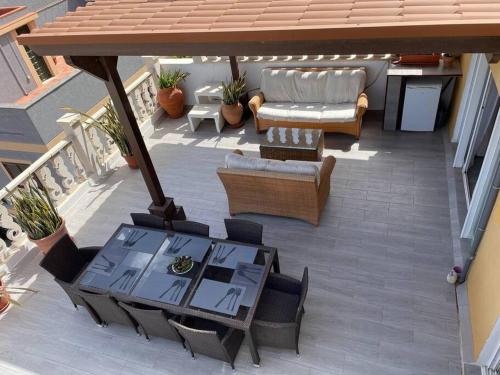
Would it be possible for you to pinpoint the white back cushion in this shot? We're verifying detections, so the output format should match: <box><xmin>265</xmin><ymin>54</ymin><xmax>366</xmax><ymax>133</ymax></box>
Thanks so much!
<box><xmin>260</xmin><ymin>69</ymin><xmax>295</xmax><ymax>102</ymax></box>
<box><xmin>291</xmin><ymin>70</ymin><xmax>329</xmax><ymax>103</ymax></box>
<box><xmin>325</xmin><ymin>69</ymin><xmax>366</xmax><ymax>104</ymax></box>
<box><xmin>225</xmin><ymin>153</ymin><xmax>269</xmax><ymax>171</ymax></box>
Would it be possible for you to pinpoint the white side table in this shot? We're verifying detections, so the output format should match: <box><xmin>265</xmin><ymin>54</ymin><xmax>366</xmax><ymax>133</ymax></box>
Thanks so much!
<box><xmin>194</xmin><ymin>83</ymin><xmax>223</xmax><ymax>104</ymax></box>
<box><xmin>188</xmin><ymin>104</ymin><xmax>224</xmax><ymax>133</ymax></box>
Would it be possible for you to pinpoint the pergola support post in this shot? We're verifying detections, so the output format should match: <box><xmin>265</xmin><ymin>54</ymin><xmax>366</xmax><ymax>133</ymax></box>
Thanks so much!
<box><xmin>229</xmin><ymin>56</ymin><xmax>239</xmax><ymax>80</ymax></box>
<box><xmin>65</xmin><ymin>55</ymin><xmax>180</xmax><ymax>220</ymax></box>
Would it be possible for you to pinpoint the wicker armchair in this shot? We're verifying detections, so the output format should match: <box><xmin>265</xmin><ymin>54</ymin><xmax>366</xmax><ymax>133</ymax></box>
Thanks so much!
<box><xmin>39</xmin><ymin>234</ymin><xmax>101</xmax><ymax>309</ymax></box>
<box><xmin>253</xmin><ymin>267</ymin><xmax>308</xmax><ymax>355</ymax></box>
<box><xmin>217</xmin><ymin>151</ymin><xmax>335</xmax><ymax>225</ymax></box>
<box><xmin>130</xmin><ymin>213</ymin><xmax>167</xmax><ymax>229</ymax></box>
<box><xmin>171</xmin><ymin>220</ymin><xmax>209</xmax><ymax>237</ymax></box>
<box><xmin>169</xmin><ymin>318</ymin><xmax>244</xmax><ymax>370</ymax></box>
<box><xmin>118</xmin><ymin>302</ymin><xmax>184</xmax><ymax>344</ymax></box>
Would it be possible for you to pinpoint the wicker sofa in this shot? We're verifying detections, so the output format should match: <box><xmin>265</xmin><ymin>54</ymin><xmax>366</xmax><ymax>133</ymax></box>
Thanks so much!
<box><xmin>249</xmin><ymin>67</ymin><xmax>368</xmax><ymax>138</ymax></box>
<box><xmin>217</xmin><ymin>150</ymin><xmax>335</xmax><ymax>225</ymax></box>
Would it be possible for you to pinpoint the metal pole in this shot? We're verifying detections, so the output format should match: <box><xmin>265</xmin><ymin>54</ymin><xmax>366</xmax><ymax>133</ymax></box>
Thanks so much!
<box><xmin>229</xmin><ymin>56</ymin><xmax>239</xmax><ymax>81</ymax></box>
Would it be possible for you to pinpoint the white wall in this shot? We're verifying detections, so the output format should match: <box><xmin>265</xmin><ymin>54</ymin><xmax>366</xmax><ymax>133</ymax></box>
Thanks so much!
<box><xmin>159</xmin><ymin>57</ymin><xmax>389</xmax><ymax>110</ymax></box>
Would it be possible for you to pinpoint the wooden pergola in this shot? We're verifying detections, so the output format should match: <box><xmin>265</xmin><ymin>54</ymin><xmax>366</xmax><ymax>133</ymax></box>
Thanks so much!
<box><xmin>18</xmin><ymin>0</ymin><xmax>500</xmax><ymax>221</ymax></box>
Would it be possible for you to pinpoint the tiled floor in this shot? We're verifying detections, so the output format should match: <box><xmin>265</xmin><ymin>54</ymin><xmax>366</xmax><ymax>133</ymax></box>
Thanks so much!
<box><xmin>0</xmin><ymin>113</ymin><xmax>461</xmax><ymax>374</ymax></box>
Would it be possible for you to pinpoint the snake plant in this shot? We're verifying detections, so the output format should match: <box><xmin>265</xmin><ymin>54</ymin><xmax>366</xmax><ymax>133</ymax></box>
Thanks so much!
<box><xmin>158</xmin><ymin>69</ymin><xmax>190</xmax><ymax>89</ymax></box>
<box><xmin>221</xmin><ymin>73</ymin><xmax>246</xmax><ymax>105</ymax></box>
<box><xmin>63</xmin><ymin>102</ymin><xmax>132</xmax><ymax>157</ymax></box>
<box><xmin>10</xmin><ymin>182</ymin><xmax>62</xmax><ymax>240</ymax></box>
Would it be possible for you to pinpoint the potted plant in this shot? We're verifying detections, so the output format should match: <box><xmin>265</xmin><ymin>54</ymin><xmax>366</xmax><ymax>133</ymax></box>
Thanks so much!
<box><xmin>221</xmin><ymin>73</ymin><xmax>247</xmax><ymax>128</ymax></box>
<box><xmin>63</xmin><ymin>103</ymin><xmax>138</xmax><ymax>169</ymax></box>
<box><xmin>10</xmin><ymin>182</ymin><xmax>67</xmax><ymax>254</ymax></box>
<box><xmin>169</xmin><ymin>256</ymin><xmax>194</xmax><ymax>275</ymax></box>
<box><xmin>0</xmin><ymin>278</ymin><xmax>38</xmax><ymax>313</ymax></box>
<box><xmin>157</xmin><ymin>69</ymin><xmax>190</xmax><ymax>118</ymax></box>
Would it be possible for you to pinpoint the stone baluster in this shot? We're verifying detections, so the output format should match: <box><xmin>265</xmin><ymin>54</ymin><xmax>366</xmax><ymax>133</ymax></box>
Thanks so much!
<box><xmin>58</xmin><ymin>113</ymin><xmax>103</xmax><ymax>182</ymax></box>
<box><xmin>35</xmin><ymin>165</ymin><xmax>65</xmax><ymax>203</ymax></box>
<box><xmin>141</xmin><ymin>80</ymin><xmax>156</xmax><ymax>115</ymax></box>
<box><xmin>0</xmin><ymin>204</ymin><xmax>24</xmax><ymax>245</ymax></box>
<box><xmin>147</xmin><ymin>74</ymin><xmax>159</xmax><ymax>109</ymax></box>
<box><xmin>128</xmin><ymin>96</ymin><xmax>140</xmax><ymax>122</ymax></box>
<box><xmin>134</xmin><ymin>87</ymin><xmax>148</xmax><ymax>122</ymax></box>
<box><xmin>51</xmin><ymin>152</ymin><xmax>77</xmax><ymax>192</ymax></box>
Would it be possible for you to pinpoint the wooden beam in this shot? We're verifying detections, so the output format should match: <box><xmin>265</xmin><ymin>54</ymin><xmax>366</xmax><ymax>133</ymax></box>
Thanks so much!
<box><xmin>29</xmin><ymin>36</ymin><xmax>500</xmax><ymax>57</ymax></box>
<box><xmin>66</xmin><ymin>55</ymin><xmax>170</xmax><ymax>213</ymax></box>
<box><xmin>99</xmin><ymin>56</ymin><xmax>166</xmax><ymax>207</ymax></box>
<box><xmin>229</xmin><ymin>56</ymin><xmax>239</xmax><ymax>81</ymax></box>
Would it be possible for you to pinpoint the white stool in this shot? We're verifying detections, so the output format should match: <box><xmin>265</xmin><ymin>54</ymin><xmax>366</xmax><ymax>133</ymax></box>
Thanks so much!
<box><xmin>188</xmin><ymin>104</ymin><xmax>224</xmax><ymax>133</ymax></box>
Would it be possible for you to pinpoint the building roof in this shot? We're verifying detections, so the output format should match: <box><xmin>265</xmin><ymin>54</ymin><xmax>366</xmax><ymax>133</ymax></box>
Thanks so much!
<box><xmin>18</xmin><ymin>0</ymin><xmax>500</xmax><ymax>56</ymax></box>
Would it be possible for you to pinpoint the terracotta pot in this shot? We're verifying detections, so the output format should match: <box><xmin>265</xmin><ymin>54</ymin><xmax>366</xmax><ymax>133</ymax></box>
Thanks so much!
<box><xmin>222</xmin><ymin>103</ymin><xmax>244</xmax><ymax>128</ymax></box>
<box><xmin>157</xmin><ymin>87</ymin><xmax>185</xmax><ymax>118</ymax></box>
<box><xmin>30</xmin><ymin>218</ymin><xmax>69</xmax><ymax>255</ymax></box>
<box><xmin>123</xmin><ymin>154</ymin><xmax>139</xmax><ymax>169</ymax></box>
<box><xmin>0</xmin><ymin>282</ymin><xmax>9</xmax><ymax>313</ymax></box>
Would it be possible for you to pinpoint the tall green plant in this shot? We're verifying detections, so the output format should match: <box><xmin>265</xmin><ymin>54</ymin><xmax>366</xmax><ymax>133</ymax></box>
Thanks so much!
<box><xmin>158</xmin><ymin>70</ymin><xmax>190</xmax><ymax>89</ymax></box>
<box><xmin>10</xmin><ymin>182</ymin><xmax>62</xmax><ymax>240</ymax></box>
<box><xmin>221</xmin><ymin>73</ymin><xmax>246</xmax><ymax>105</ymax></box>
<box><xmin>63</xmin><ymin>103</ymin><xmax>132</xmax><ymax>157</ymax></box>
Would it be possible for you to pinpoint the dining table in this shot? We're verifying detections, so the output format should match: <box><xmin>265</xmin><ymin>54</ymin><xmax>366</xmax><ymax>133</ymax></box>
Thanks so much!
<box><xmin>75</xmin><ymin>223</ymin><xmax>280</xmax><ymax>366</ymax></box>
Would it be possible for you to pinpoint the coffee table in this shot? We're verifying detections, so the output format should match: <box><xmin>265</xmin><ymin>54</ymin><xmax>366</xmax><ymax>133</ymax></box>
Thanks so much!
<box><xmin>260</xmin><ymin>127</ymin><xmax>324</xmax><ymax>161</ymax></box>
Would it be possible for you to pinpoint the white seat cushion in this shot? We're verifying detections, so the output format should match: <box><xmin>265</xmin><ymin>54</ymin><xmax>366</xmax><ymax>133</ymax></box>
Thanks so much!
<box><xmin>257</xmin><ymin>102</ymin><xmax>356</xmax><ymax>123</ymax></box>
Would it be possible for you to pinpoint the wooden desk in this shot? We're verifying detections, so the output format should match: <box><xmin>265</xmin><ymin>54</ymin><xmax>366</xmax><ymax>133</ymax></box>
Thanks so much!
<box><xmin>383</xmin><ymin>60</ymin><xmax>462</xmax><ymax>131</ymax></box>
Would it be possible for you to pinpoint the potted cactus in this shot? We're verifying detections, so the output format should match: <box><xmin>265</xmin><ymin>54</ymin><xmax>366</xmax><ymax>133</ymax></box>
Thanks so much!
<box><xmin>221</xmin><ymin>73</ymin><xmax>246</xmax><ymax>128</ymax></box>
<box><xmin>157</xmin><ymin>69</ymin><xmax>190</xmax><ymax>118</ymax></box>
<box><xmin>63</xmin><ymin>103</ymin><xmax>137</xmax><ymax>169</ymax></box>
<box><xmin>10</xmin><ymin>182</ymin><xmax>67</xmax><ymax>254</ymax></box>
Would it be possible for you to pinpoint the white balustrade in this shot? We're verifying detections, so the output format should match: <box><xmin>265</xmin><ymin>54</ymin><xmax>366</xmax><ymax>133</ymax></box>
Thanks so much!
<box><xmin>0</xmin><ymin>69</ymin><xmax>160</xmax><ymax>268</ymax></box>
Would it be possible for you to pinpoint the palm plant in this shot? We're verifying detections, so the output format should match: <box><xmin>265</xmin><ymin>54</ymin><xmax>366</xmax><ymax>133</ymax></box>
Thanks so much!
<box><xmin>0</xmin><ymin>283</ymin><xmax>38</xmax><ymax>308</ymax></box>
<box><xmin>63</xmin><ymin>103</ymin><xmax>132</xmax><ymax>157</ymax></box>
<box><xmin>221</xmin><ymin>73</ymin><xmax>247</xmax><ymax>105</ymax></box>
<box><xmin>158</xmin><ymin>70</ymin><xmax>190</xmax><ymax>89</ymax></box>
<box><xmin>10</xmin><ymin>182</ymin><xmax>62</xmax><ymax>241</ymax></box>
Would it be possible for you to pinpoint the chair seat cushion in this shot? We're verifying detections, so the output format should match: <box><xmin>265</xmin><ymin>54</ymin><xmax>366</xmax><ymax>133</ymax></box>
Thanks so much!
<box><xmin>255</xmin><ymin>288</ymin><xmax>299</xmax><ymax>323</ymax></box>
<box><xmin>257</xmin><ymin>102</ymin><xmax>357</xmax><ymax>123</ymax></box>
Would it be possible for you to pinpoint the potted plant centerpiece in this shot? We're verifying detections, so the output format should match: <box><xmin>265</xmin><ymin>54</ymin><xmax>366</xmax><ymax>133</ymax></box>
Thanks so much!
<box><xmin>0</xmin><ymin>277</ymin><xmax>38</xmax><ymax>313</ymax></box>
<box><xmin>221</xmin><ymin>73</ymin><xmax>247</xmax><ymax>128</ymax></box>
<box><xmin>157</xmin><ymin>69</ymin><xmax>190</xmax><ymax>118</ymax></box>
<box><xmin>64</xmin><ymin>103</ymin><xmax>138</xmax><ymax>169</ymax></box>
<box><xmin>10</xmin><ymin>182</ymin><xmax>67</xmax><ymax>254</ymax></box>
<box><xmin>170</xmin><ymin>256</ymin><xmax>194</xmax><ymax>275</ymax></box>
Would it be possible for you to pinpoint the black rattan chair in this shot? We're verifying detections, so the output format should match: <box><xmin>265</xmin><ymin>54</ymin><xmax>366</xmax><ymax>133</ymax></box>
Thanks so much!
<box><xmin>130</xmin><ymin>213</ymin><xmax>167</xmax><ymax>229</ymax></box>
<box><xmin>39</xmin><ymin>234</ymin><xmax>101</xmax><ymax>309</ymax></box>
<box><xmin>171</xmin><ymin>220</ymin><xmax>209</xmax><ymax>237</ymax></box>
<box><xmin>252</xmin><ymin>267</ymin><xmax>308</xmax><ymax>355</ymax></box>
<box><xmin>168</xmin><ymin>318</ymin><xmax>244</xmax><ymax>370</ymax></box>
<box><xmin>118</xmin><ymin>302</ymin><xmax>184</xmax><ymax>344</ymax></box>
<box><xmin>224</xmin><ymin>218</ymin><xmax>263</xmax><ymax>245</ymax></box>
<box><xmin>79</xmin><ymin>292</ymin><xmax>139</xmax><ymax>333</ymax></box>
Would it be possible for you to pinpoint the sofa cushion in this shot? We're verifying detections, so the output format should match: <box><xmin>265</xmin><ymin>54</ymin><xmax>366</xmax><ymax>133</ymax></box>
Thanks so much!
<box><xmin>260</xmin><ymin>69</ymin><xmax>295</xmax><ymax>102</ymax></box>
<box><xmin>265</xmin><ymin>159</ymin><xmax>320</xmax><ymax>184</ymax></box>
<box><xmin>257</xmin><ymin>102</ymin><xmax>356</xmax><ymax>123</ymax></box>
<box><xmin>260</xmin><ymin>68</ymin><xmax>366</xmax><ymax>105</ymax></box>
<box><xmin>225</xmin><ymin>153</ymin><xmax>269</xmax><ymax>170</ymax></box>
<box><xmin>325</xmin><ymin>69</ymin><xmax>366</xmax><ymax>104</ymax></box>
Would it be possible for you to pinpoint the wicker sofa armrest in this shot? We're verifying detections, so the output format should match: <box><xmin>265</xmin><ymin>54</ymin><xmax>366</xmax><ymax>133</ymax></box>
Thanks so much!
<box><xmin>356</xmin><ymin>93</ymin><xmax>368</xmax><ymax>118</ymax></box>
<box><xmin>265</xmin><ymin>273</ymin><xmax>302</xmax><ymax>294</ymax></box>
<box><xmin>249</xmin><ymin>92</ymin><xmax>265</xmax><ymax>115</ymax></box>
<box><xmin>319</xmin><ymin>155</ymin><xmax>336</xmax><ymax>183</ymax></box>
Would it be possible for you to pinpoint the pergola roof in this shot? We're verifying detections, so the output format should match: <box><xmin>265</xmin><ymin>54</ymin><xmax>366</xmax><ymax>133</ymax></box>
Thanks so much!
<box><xmin>18</xmin><ymin>0</ymin><xmax>500</xmax><ymax>56</ymax></box>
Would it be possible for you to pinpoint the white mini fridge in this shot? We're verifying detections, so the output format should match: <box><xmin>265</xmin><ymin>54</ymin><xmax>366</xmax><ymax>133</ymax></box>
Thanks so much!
<box><xmin>401</xmin><ymin>78</ymin><xmax>442</xmax><ymax>132</ymax></box>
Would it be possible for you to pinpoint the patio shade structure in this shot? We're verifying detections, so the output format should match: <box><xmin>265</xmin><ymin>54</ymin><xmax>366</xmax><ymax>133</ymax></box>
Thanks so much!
<box><xmin>17</xmin><ymin>0</ymin><xmax>500</xmax><ymax>218</ymax></box>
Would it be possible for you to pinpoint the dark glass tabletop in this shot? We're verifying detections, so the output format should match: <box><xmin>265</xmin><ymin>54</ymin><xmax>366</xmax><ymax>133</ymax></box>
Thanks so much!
<box><xmin>77</xmin><ymin>223</ymin><xmax>278</xmax><ymax>330</ymax></box>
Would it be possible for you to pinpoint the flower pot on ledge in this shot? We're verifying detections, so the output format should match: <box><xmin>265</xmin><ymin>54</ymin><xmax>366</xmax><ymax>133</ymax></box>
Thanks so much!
<box><xmin>0</xmin><ymin>281</ymin><xmax>10</xmax><ymax>313</ymax></box>
<box><xmin>123</xmin><ymin>154</ymin><xmax>139</xmax><ymax>169</ymax></box>
<box><xmin>158</xmin><ymin>87</ymin><xmax>185</xmax><ymax>118</ymax></box>
<box><xmin>30</xmin><ymin>218</ymin><xmax>69</xmax><ymax>255</ymax></box>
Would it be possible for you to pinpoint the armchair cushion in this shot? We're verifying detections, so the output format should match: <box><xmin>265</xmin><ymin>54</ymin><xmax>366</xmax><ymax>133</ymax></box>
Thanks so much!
<box><xmin>256</xmin><ymin>288</ymin><xmax>299</xmax><ymax>323</ymax></box>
